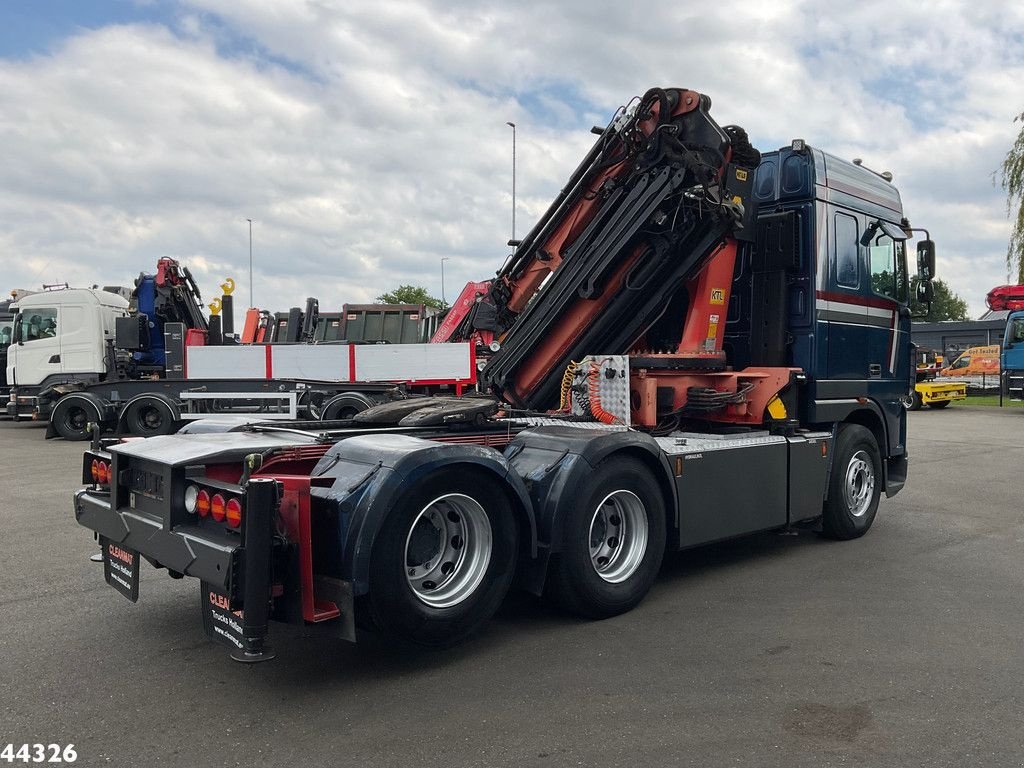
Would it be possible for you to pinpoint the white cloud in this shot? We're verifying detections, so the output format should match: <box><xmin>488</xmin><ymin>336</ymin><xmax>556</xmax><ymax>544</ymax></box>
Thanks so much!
<box><xmin>0</xmin><ymin>0</ymin><xmax>1021</xmax><ymax>320</ymax></box>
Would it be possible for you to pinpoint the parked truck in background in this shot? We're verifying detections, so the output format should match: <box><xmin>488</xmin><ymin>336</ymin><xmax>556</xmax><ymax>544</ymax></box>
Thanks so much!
<box><xmin>988</xmin><ymin>284</ymin><xmax>1024</xmax><ymax>401</ymax></box>
<box><xmin>0</xmin><ymin>294</ymin><xmax>17</xmax><ymax>403</ymax></box>
<box><xmin>7</xmin><ymin>260</ymin><xmax>476</xmax><ymax>438</ymax></box>
<box><xmin>72</xmin><ymin>86</ymin><xmax>934</xmax><ymax>661</ymax></box>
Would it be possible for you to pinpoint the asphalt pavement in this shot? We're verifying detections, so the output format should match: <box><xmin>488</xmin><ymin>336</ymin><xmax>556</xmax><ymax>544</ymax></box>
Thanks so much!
<box><xmin>2</xmin><ymin>408</ymin><xmax>1022</xmax><ymax>767</ymax></box>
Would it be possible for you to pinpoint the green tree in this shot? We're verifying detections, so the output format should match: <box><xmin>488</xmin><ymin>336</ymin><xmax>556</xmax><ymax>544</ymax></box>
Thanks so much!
<box><xmin>375</xmin><ymin>284</ymin><xmax>445</xmax><ymax>309</ymax></box>
<box><xmin>1000</xmin><ymin>110</ymin><xmax>1024</xmax><ymax>283</ymax></box>
<box><xmin>910</xmin><ymin>277</ymin><xmax>969</xmax><ymax>322</ymax></box>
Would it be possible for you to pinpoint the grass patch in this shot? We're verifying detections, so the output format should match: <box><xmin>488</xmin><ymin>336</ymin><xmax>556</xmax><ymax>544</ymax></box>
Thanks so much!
<box><xmin>963</xmin><ymin>394</ymin><xmax>1024</xmax><ymax>407</ymax></box>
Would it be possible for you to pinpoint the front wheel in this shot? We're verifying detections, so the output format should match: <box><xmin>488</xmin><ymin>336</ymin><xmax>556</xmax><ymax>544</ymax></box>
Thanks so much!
<box><xmin>365</xmin><ymin>468</ymin><xmax>519</xmax><ymax>647</ymax></box>
<box><xmin>51</xmin><ymin>396</ymin><xmax>102</xmax><ymax>441</ymax></box>
<box><xmin>546</xmin><ymin>457</ymin><xmax>667</xmax><ymax>619</ymax></box>
<box><xmin>908</xmin><ymin>390</ymin><xmax>923</xmax><ymax>411</ymax></box>
<box><xmin>821</xmin><ymin>424</ymin><xmax>882</xmax><ymax>540</ymax></box>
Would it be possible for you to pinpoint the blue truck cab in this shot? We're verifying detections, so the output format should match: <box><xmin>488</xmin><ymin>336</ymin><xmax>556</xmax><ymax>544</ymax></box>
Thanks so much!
<box><xmin>728</xmin><ymin>142</ymin><xmax>923</xmax><ymax>494</ymax></box>
<box><xmin>1002</xmin><ymin>310</ymin><xmax>1024</xmax><ymax>400</ymax></box>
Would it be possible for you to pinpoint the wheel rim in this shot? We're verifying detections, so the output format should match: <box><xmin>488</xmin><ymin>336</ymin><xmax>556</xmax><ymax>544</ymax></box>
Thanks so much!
<box><xmin>404</xmin><ymin>493</ymin><xmax>492</xmax><ymax>608</ymax></box>
<box><xmin>139</xmin><ymin>405</ymin><xmax>163</xmax><ymax>431</ymax></box>
<box><xmin>844</xmin><ymin>450</ymin><xmax>876</xmax><ymax>518</ymax></box>
<box><xmin>67</xmin><ymin>406</ymin><xmax>88</xmax><ymax>431</ymax></box>
<box><xmin>588</xmin><ymin>490</ymin><xmax>649</xmax><ymax>583</ymax></box>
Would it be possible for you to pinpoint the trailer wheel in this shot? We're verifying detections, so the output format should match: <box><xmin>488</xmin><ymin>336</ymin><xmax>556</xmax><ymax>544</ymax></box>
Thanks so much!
<box><xmin>546</xmin><ymin>457</ymin><xmax>667</xmax><ymax>619</ymax></box>
<box><xmin>908</xmin><ymin>390</ymin><xmax>923</xmax><ymax>411</ymax></box>
<box><xmin>123</xmin><ymin>396</ymin><xmax>178</xmax><ymax>437</ymax></box>
<box><xmin>365</xmin><ymin>468</ymin><xmax>519</xmax><ymax>646</ymax></box>
<box><xmin>321</xmin><ymin>392</ymin><xmax>376</xmax><ymax>421</ymax></box>
<box><xmin>821</xmin><ymin>424</ymin><xmax>882</xmax><ymax>540</ymax></box>
<box><xmin>926</xmin><ymin>400</ymin><xmax>950</xmax><ymax>409</ymax></box>
<box><xmin>51</xmin><ymin>395</ymin><xmax>103</xmax><ymax>441</ymax></box>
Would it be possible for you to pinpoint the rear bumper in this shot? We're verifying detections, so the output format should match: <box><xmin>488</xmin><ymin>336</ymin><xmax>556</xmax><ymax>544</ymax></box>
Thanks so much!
<box><xmin>74</xmin><ymin>488</ymin><xmax>239</xmax><ymax>594</ymax></box>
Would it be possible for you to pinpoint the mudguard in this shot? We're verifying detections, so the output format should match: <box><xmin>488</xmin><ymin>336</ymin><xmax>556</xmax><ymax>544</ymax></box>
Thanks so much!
<box><xmin>310</xmin><ymin>433</ymin><xmax>537</xmax><ymax>596</ymax></box>
<box><xmin>504</xmin><ymin>426</ymin><xmax>678</xmax><ymax>594</ymax></box>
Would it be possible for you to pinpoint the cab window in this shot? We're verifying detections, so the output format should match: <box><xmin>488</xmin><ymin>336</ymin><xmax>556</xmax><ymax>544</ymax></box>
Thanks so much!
<box><xmin>16</xmin><ymin>308</ymin><xmax>58</xmax><ymax>342</ymax></box>
<box><xmin>868</xmin><ymin>234</ymin><xmax>909</xmax><ymax>303</ymax></box>
<box><xmin>835</xmin><ymin>213</ymin><xmax>860</xmax><ymax>288</ymax></box>
<box><xmin>0</xmin><ymin>320</ymin><xmax>12</xmax><ymax>350</ymax></box>
<box><xmin>1010</xmin><ymin>318</ymin><xmax>1024</xmax><ymax>345</ymax></box>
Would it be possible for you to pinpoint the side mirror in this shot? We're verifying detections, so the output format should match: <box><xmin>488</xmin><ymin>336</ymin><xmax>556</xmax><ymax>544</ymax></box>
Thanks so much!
<box><xmin>916</xmin><ymin>280</ymin><xmax>935</xmax><ymax>304</ymax></box>
<box><xmin>917</xmin><ymin>240</ymin><xmax>936</xmax><ymax>280</ymax></box>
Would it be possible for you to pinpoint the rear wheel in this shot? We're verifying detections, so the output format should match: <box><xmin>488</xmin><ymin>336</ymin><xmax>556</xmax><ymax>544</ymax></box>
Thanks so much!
<box><xmin>821</xmin><ymin>424</ymin><xmax>882</xmax><ymax>540</ymax></box>
<box><xmin>546</xmin><ymin>457</ymin><xmax>667</xmax><ymax>619</ymax></box>
<box><xmin>321</xmin><ymin>392</ymin><xmax>375</xmax><ymax>421</ymax></box>
<box><xmin>365</xmin><ymin>468</ymin><xmax>518</xmax><ymax>646</ymax></box>
<box><xmin>123</xmin><ymin>396</ymin><xmax>178</xmax><ymax>436</ymax></box>
<box><xmin>927</xmin><ymin>400</ymin><xmax>950</xmax><ymax>409</ymax></box>
<box><xmin>51</xmin><ymin>396</ymin><xmax>102</xmax><ymax>441</ymax></box>
<box><xmin>908</xmin><ymin>390</ymin><xmax>923</xmax><ymax>410</ymax></box>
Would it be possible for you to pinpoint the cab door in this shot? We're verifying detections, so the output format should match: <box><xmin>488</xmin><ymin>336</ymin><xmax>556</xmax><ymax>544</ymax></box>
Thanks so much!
<box><xmin>11</xmin><ymin>306</ymin><xmax>62</xmax><ymax>386</ymax></box>
<box><xmin>863</xmin><ymin>228</ymin><xmax>909</xmax><ymax>382</ymax></box>
<box><xmin>824</xmin><ymin>210</ymin><xmax>870</xmax><ymax>379</ymax></box>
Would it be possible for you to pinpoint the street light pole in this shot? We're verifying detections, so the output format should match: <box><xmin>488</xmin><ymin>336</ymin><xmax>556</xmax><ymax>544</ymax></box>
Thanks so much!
<box><xmin>506</xmin><ymin>121</ymin><xmax>516</xmax><ymax>244</ymax></box>
<box><xmin>246</xmin><ymin>218</ymin><xmax>253</xmax><ymax>308</ymax></box>
<box><xmin>441</xmin><ymin>257</ymin><xmax>450</xmax><ymax>306</ymax></box>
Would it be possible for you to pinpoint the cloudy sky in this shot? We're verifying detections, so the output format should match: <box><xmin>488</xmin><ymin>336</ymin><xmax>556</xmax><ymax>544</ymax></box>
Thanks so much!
<box><xmin>1</xmin><ymin>0</ymin><xmax>1022</xmax><ymax>317</ymax></box>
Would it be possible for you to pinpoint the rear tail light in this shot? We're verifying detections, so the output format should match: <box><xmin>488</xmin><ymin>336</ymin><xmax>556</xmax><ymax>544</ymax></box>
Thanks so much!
<box><xmin>184</xmin><ymin>485</ymin><xmax>199</xmax><ymax>514</ymax></box>
<box><xmin>196</xmin><ymin>489</ymin><xmax>211</xmax><ymax>517</ymax></box>
<box><xmin>91</xmin><ymin>460</ymin><xmax>110</xmax><ymax>485</ymax></box>
<box><xmin>225</xmin><ymin>498</ymin><xmax>242</xmax><ymax>528</ymax></box>
<box><xmin>211</xmin><ymin>493</ymin><xmax>226</xmax><ymax>523</ymax></box>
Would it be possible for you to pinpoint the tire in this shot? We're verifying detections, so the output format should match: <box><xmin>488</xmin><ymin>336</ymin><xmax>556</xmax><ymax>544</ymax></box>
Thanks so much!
<box><xmin>927</xmin><ymin>400</ymin><xmax>950</xmax><ymax>409</ymax></box>
<box><xmin>123</xmin><ymin>396</ymin><xmax>178</xmax><ymax>437</ymax></box>
<box><xmin>321</xmin><ymin>392</ymin><xmax>375</xmax><ymax>421</ymax></box>
<box><xmin>51</xmin><ymin>396</ymin><xmax>102</xmax><ymax>441</ymax></box>
<box><xmin>546</xmin><ymin>457</ymin><xmax>667</xmax><ymax>619</ymax></box>
<box><xmin>365</xmin><ymin>468</ymin><xmax>519</xmax><ymax>647</ymax></box>
<box><xmin>821</xmin><ymin>424</ymin><xmax>882</xmax><ymax>540</ymax></box>
<box><xmin>908</xmin><ymin>390</ymin><xmax>923</xmax><ymax>411</ymax></box>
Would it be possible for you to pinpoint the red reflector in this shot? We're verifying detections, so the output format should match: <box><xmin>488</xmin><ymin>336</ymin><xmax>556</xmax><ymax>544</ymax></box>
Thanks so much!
<box><xmin>91</xmin><ymin>459</ymin><xmax>100</xmax><ymax>483</ymax></box>
<box><xmin>196</xmin><ymin>489</ymin><xmax>211</xmax><ymax>517</ymax></box>
<box><xmin>211</xmin><ymin>493</ymin><xmax>226</xmax><ymax>523</ymax></box>
<box><xmin>225</xmin><ymin>498</ymin><xmax>242</xmax><ymax>528</ymax></box>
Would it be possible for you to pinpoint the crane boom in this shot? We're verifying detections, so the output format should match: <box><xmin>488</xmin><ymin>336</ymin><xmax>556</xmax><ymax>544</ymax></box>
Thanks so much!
<box><xmin>477</xmin><ymin>87</ymin><xmax>760</xmax><ymax>410</ymax></box>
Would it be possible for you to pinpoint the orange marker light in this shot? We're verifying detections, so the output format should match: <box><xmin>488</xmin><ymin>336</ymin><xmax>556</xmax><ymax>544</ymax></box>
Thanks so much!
<box><xmin>225</xmin><ymin>498</ymin><xmax>242</xmax><ymax>529</ymax></box>
<box><xmin>196</xmin><ymin>489</ymin><xmax>211</xmax><ymax>517</ymax></box>
<box><xmin>211</xmin><ymin>493</ymin><xmax>226</xmax><ymax>523</ymax></box>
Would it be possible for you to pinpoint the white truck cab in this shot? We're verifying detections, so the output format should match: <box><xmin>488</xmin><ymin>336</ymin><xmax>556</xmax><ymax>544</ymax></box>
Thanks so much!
<box><xmin>8</xmin><ymin>289</ymin><xmax>128</xmax><ymax>387</ymax></box>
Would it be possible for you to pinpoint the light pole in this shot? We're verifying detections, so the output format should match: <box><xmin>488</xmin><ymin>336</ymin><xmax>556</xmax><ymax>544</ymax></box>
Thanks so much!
<box><xmin>246</xmin><ymin>218</ymin><xmax>253</xmax><ymax>308</ymax></box>
<box><xmin>441</xmin><ymin>257</ymin><xmax>450</xmax><ymax>306</ymax></box>
<box><xmin>506</xmin><ymin>121</ymin><xmax>516</xmax><ymax>245</ymax></box>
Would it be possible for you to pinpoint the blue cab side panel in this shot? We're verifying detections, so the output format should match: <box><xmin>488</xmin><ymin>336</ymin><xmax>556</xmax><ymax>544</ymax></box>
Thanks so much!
<box><xmin>1003</xmin><ymin>311</ymin><xmax>1024</xmax><ymax>398</ymax></box>
<box><xmin>730</xmin><ymin>145</ymin><xmax>911</xmax><ymax>469</ymax></box>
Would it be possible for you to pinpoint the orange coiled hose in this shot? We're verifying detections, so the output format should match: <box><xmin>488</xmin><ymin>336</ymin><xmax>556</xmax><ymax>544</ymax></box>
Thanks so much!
<box><xmin>588</xmin><ymin>361</ymin><xmax>620</xmax><ymax>424</ymax></box>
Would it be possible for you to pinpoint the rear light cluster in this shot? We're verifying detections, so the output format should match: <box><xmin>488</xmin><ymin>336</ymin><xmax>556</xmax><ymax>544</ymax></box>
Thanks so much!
<box><xmin>184</xmin><ymin>483</ymin><xmax>243</xmax><ymax>529</ymax></box>
<box><xmin>90</xmin><ymin>459</ymin><xmax>111</xmax><ymax>485</ymax></box>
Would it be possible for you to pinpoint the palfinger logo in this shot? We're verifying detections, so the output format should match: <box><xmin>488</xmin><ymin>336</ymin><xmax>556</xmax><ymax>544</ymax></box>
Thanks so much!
<box><xmin>710</xmin><ymin>288</ymin><xmax>725</xmax><ymax>305</ymax></box>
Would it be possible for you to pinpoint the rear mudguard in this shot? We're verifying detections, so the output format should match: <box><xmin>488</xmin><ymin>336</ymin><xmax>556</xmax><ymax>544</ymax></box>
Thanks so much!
<box><xmin>310</xmin><ymin>433</ymin><xmax>537</xmax><ymax>597</ymax></box>
<box><xmin>504</xmin><ymin>426</ymin><xmax>678</xmax><ymax>595</ymax></box>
